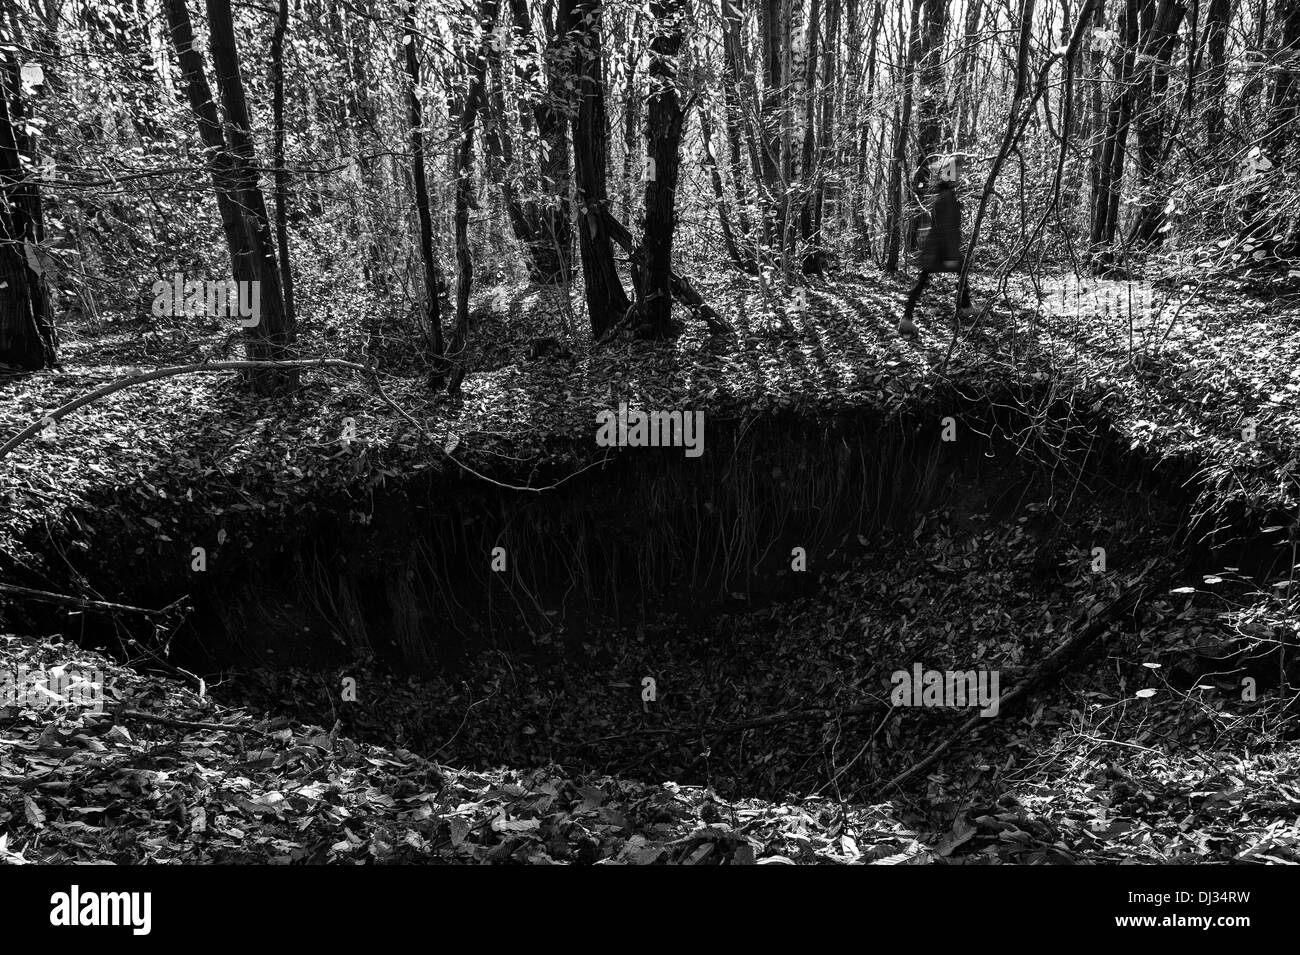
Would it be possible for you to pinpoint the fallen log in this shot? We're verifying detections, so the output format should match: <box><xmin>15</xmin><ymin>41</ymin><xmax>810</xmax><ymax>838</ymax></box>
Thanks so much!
<box><xmin>877</xmin><ymin>559</ymin><xmax>1172</xmax><ymax>795</ymax></box>
<box><xmin>606</xmin><ymin>216</ymin><xmax>731</xmax><ymax>334</ymax></box>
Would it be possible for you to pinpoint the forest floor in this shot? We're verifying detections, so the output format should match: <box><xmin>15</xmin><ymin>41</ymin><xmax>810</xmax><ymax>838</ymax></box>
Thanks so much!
<box><xmin>2</xmin><ymin>265</ymin><xmax>1299</xmax><ymax>568</ymax></box>
<box><xmin>3</xmin><ymin>264</ymin><xmax>1300</xmax><ymax>863</ymax></box>
<box><xmin>3</xmin><ymin>504</ymin><xmax>1298</xmax><ymax>864</ymax></box>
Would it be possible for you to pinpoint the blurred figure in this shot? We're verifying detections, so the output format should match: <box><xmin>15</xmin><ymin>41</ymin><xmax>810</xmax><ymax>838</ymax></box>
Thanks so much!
<box><xmin>900</xmin><ymin>159</ymin><xmax>974</xmax><ymax>335</ymax></box>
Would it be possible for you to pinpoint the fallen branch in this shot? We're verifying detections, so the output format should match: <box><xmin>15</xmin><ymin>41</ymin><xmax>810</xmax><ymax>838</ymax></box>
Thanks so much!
<box><xmin>114</xmin><ymin>708</ymin><xmax>270</xmax><ymax>737</ymax></box>
<box><xmin>0</xmin><ymin>582</ymin><xmax>172</xmax><ymax>618</ymax></box>
<box><xmin>0</xmin><ymin>356</ymin><xmax>612</xmax><ymax>499</ymax></box>
<box><xmin>878</xmin><ymin>560</ymin><xmax>1171</xmax><ymax>795</ymax></box>
<box><xmin>0</xmin><ymin>358</ymin><xmax>370</xmax><ymax>462</ymax></box>
<box><xmin>607</xmin><ymin>216</ymin><xmax>731</xmax><ymax>334</ymax></box>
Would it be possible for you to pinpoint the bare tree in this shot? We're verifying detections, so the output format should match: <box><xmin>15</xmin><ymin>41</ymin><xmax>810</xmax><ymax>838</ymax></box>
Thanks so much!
<box><xmin>401</xmin><ymin>1</ymin><xmax>446</xmax><ymax>380</ymax></box>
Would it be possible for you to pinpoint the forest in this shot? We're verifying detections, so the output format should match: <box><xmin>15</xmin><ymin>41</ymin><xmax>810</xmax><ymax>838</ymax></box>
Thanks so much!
<box><xmin>0</xmin><ymin>0</ymin><xmax>1298</xmax><ymax>877</ymax></box>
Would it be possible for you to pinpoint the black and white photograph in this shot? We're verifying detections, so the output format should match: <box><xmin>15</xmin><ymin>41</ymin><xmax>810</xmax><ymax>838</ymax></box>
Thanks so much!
<box><xmin>0</xmin><ymin>0</ymin><xmax>1293</xmax><ymax>926</ymax></box>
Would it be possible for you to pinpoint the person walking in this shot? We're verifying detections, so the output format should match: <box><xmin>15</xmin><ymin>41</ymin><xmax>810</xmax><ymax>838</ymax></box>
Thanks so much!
<box><xmin>899</xmin><ymin>163</ymin><xmax>975</xmax><ymax>336</ymax></box>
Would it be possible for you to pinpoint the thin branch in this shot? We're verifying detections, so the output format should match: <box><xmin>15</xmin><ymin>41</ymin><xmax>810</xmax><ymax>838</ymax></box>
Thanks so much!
<box><xmin>0</xmin><ymin>582</ymin><xmax>171</xmax><ymax>618</ymax></box>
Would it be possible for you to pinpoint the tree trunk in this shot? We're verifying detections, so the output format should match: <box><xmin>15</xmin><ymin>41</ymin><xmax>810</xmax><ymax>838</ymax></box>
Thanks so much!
<box><xmin>909</xmin><ymin>0</ymin><xmax>951</xmax><ymax>251</ymax></box>
<box><xmin>757</xmin><ymin>0</ymin><xmax>785</xmax><ymax>250</ymax></box>
<box><xmin>1128</xmin><ymin>0</ymin><xmax>1189</xmax><ymax>247</ymax></box>
<box><xmin>954</xmin><ymin>0</ymin><xmax>985</xmax><ymax>147</ymax></box>
<box><xmin>270</xmin><ymin>0</ymin><xmax>295</xmax><ymax>328</ymax></box>
<box><xmin>638</xmin><ymin>0</ymin><xmax>688</xmax><ymax>337</ymax></box>
<box><xmin>799</xmin><ymin>0</ymin><xmax>825</xmax><ymax>274</ymax></box>
<box><xmin>163</xmin><ymin>0</ymin><xmax>253</xmax><ymax>278</ymax></box>
<box><xmin>563</xmin><ymin>0</ymin><xmax>629</xmax><ymax>336</ymax></box>
<box><xmin>1089</xmin><ymin>0</ymin><xmax>1140</xmax><ymax>270</ymax></box>
<box><xmin>1201</xmin><ymin>0</ymin><xmax>1231</xmax><ymax>150</ymax></box>
<box><xmin>401</xmin><ymin>1</ymin><xmax>445</xmax><ymax>377</ymax></box>
<box><xmin>503</xmin><ymin>0</ymin><xmax>572</xmax><ymax>284</ymax></box>
<box><xmin>1267</xmin><ymin>0</ymin><xmax>1300</xmax><ymax>156</ymax></box>
<box><xmin>720</xmin><ymin>0</ymin><xmax>755</xmax><ymax>246</ymax></box>
<box><xmin>447</xmin><ymin>0</ymin><xmax>498</xmax><ymax>397</ymax></box>
<box><xmin>483</xmin><ymin>31</ymin><xmax>542</xmax><ymax>272</ymax></box>
<box><xmin>700</xmin><ymin>103</ymin><xmax>756</xmax><ymax>271</ymax></box>
<box><xmin>0</xmin><ymin>57</ymin><xmax>56</xmax><ymax>370</ymax></box>
<box><xmin>205</xmin><ymin>0</ymin><xmax>294</xmax><ymax>390</ymax></box>
<box><xmin>619</xmin><ymin>12</ymin><xmax>641</xmax><ymax>222</ymax></box>
<box><xmin>885</xmin><ymin>0</ymin><xmax>923</xmax><ymax>273</ymax></box>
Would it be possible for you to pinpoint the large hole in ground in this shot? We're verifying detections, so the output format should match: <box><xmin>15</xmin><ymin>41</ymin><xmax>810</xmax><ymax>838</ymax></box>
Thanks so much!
<box><xmin>68</xmin><ymin>406</ymin><xmax>1278</xmax><ymax>811</ymax></box>
<box><xmin>46</xmin><ymin>408</ymin><xmax>1299</xmax><ymax>809</ymax></box>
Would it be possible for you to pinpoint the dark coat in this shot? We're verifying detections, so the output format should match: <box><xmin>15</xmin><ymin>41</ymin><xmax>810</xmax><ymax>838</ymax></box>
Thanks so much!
<box><xmin>918</xmin><ymin>182</ymin><xmax>963</xmax><ymax>273</ymax></box>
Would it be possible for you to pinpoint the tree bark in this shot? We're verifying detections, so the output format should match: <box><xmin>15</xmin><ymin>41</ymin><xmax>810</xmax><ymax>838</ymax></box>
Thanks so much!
<box><xmin>638</xmin><ymin>0</ymin><xmax>688</xmax><ymax>337</ymax></box>
<box><xmin>1267</xmin><ymin>0</ymin><xmax>1300</xmax><ymax>156</ymax></box>
<box><xmin>720</xmin><ymin>0</ymin><xmax>756</xmax><ymax>245</ymax></box>
<box><xmin>447</xmin><ymin>0</ymin><xmax>498</xmax><ymax>397</ymax></box>
<box><xmin>909</xmin><ymin>0</ymin><xmax>951</xmax><ymax>251</ymax></box>
<box><xmin>269</xmin><ymin>0</ymin><xmax>295</xmax><ymax>327</ymax></box>
<box><xmin>699</xmin><ymin>102</ymin><xmax>756</xmax><ymax>271</ymax></box>
<box><xmin>204</xmin><ymin>0</ymin><xmax>294</xmax><ymax>390</ymax></box>
<box><xmin>1201</xmin><ymin>0</ymin><xmax>1231</xmax><ymax>151</ymax></box>
<box><xmin>164</xmin><ymin>0</ymin><xmax>292</xmax><ymax>392</ymax></box>
<box><xmin>401</xmin><ymin>1</ymin><xmax>446</xmax><ymax>377</ymax></box>
<box><xmin>502</xmin><ymin>0</ymin><xmax>572</xmax><ymax>284</ymax></box>
<box><xmin>1089</xmin><ymin>0</ymin><xmax>1140</xmax><ymax>270</ymax></box>
<box><xmin>0</xmin><ymin>55</ymin><xmax>56</xmax><ymax>370</ymax></box>
<box><xmin>563</xmin><ymin>0</ymin><xmax>630</xmax><ymax>336</ymax></box>
<box><xmin>1128</xmin><ymin>0</ymin><xmax>1189</xmax><ymax>246</ymax></box>
<box><xmin>885</xmin><ymin>0</ymin><xmax>923</xmax><ymax>273</ymax></box>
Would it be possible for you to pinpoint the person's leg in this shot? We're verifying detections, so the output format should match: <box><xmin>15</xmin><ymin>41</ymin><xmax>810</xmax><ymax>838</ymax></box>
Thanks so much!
<box><xmin>905</xmin><ymin>270</ymin><xmax>932</xmax><ymax>316</ymax></box>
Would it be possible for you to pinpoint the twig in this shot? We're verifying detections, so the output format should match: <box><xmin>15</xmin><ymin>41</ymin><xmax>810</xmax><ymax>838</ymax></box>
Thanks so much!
<box><xmin>113</xmin><ymin>708</ymin><xmax>270</xmax><ymax>737</ymax></box>
<box><xmin>0</xmin><ymin>582</ymin><xmax>172</xmax><ymax>618</ymax></box>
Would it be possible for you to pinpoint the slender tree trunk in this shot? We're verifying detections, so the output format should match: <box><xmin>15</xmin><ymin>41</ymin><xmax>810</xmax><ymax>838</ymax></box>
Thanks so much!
<box><xmin>1086</xmin><ymin>0</ymin><xmax>1108</xmax><ymax>232</ymax></box>
<box><xmin>270</xmin><ymin>0</ymin><xmax>295</xmax><ymax>327</ymax></box>
<box><xmin>619</xmin><ymin>12</ymin><xmax>641</xmax><ymax>222</ymax></box>
<box><xmin>164</xmin><ymin>0</ymin><xmax>253</xmax><ymax>280</ymax></box>
<box><xmin>811</xmin><ymin>0</ymin><xmax>838</xmax><ymax>257</ymax></box>
<box><xmin>447</xmin><ymin>0</ymin><xmax>498</xmax><ymax>396</ymax></box>
<box><xmin>885</xmin><ymin>0</ymin><xmax>923</xmax><ymax>273</ymax></box>
<box><xmin>757</xmin><ymin>0</ymin><xmax>785</xmax><ymax>250</ymax></box>
<box><xmin>721</xmin><ymin>0</ymin><xmax>755</xmax><ymax>242</ymax></box>
<box><xmin>799</xmin><ymin>0</ymin><xmax>824</xmax><ymax>274</ymax></box>
<box><xmin>700</xmin><ymin>103</ymin><xmax>756</xmax><ymax>270</ymax></box>
<box><xmin>402</xmin><ymin>1</ymin><xmax>445</xmax><ymax>375</ymax></box>
<box><xmin>954</xmin><ymin>0</ymin><xmax>984</xmax><ymax>147</ymax></box>
<box><xmin>0</xmin><ymin>56</ymin><xmax>55</xmax><ymax>370</ymax></box>
<box><xmin>483</xmin><ymin>32</ymin><xmax>541</xmax><ymax>269</ymax></box>
<box><xmin>1089</xmin><ymin>0</ymin><xmax>1139</xmax><ymax>270</ymax></box>
<box><xmin>165</xmin><ymin>0</ymin><xmax>292</xmax><ymax>391</ymax></box>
